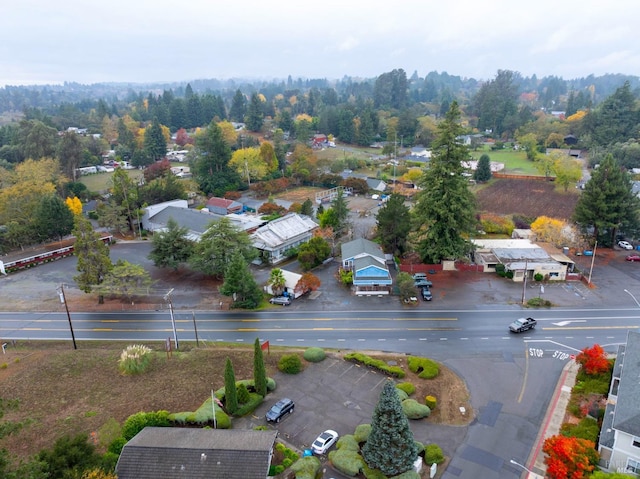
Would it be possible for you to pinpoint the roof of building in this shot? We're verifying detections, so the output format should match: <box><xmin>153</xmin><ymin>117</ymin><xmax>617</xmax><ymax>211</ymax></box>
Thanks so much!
<box><xmin>251</xmin><ymin>213</ymin><xmax>318</xmax><ymax>249</ymax></box>
<box><xmin>472</xmin><ymin>238</ymin><xmax>538</xmax><ymax>250</ymax></box>
<box><xmin>612</xmin><ymin>331</ymin><xmax>640</xmax><ymax>436</ymax></box>
<box><xmin>353</xmin><ymin>255</ymin><xmax>390</xmax><ymax>275</ymax></box>
<box><xmin>150</xmin><ymin>206</ymin><xmax>222</xmax><ymax>237</ymax></box>
<box><xmin>206</xmin><ymin>197</ymin><xmax>243</xmax><ymax>210</ymax></box>
<box><xmin>116</xmin><ymin>427</ymin><xmax>278</xmax><ymax>479</ymax></box>
<box><xmin>341</xmin><ymin>237</ymin><xmax>385</xmax><ymax>262</ymax></box>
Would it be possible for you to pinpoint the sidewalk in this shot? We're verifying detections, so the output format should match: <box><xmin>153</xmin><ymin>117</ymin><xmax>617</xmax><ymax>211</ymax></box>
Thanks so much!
<box><xmin>523</xmin><ymin>359</ymin><xmax>581</xmax><ymax>478</ymax></box>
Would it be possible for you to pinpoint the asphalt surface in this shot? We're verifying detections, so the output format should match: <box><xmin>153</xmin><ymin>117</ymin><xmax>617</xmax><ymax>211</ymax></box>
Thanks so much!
<box><xmin>1</xmin><ymin>241</ymin><xmax>638</xmax><ymax>478</ymax></box>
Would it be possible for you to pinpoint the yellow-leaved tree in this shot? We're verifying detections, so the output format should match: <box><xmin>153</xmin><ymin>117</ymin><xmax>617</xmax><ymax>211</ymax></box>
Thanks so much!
<box><xmin>530</xmin><ymin>216</ymin><xmax>577</xmax><ymax>246</ymax></box>
<box><xmin>65</xmin><ymin>196</ymin><xmax>83</xmax><ymax>216</ymax></box>
<box><xmin>229</xmin><ymin>147</ymin><xmax>267</xmax><ymax>186</ymax></box>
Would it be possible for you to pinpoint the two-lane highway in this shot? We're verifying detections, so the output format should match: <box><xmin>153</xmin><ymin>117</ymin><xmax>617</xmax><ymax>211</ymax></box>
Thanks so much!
<box><xmin>1</xmin><ymin>307</ymin><xmax>638</xmax><ymax>357</ymax></box>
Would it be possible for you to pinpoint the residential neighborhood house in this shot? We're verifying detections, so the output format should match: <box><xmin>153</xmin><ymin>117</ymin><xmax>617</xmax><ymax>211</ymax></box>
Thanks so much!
<box><xmin>597</xmin><ymin>331</ymin><xmax>640</xmax><ymax>475</ymax></box>
<box><xmin>341</xmin><ymin>237</ymin><xmax>392</xmax><ymax>295</ymax></box>
<box><xmin>115</xmin><ymin>427</ymin><xmax>278</xmax><ymax>479</ymax></box>
<box><xmin>251</xmin><ymin>213</ymin><xmax>319</xmax><ymax>264</ymax></box>
<box><xmin>264</xmin><ymin>269</ymin><xmax>304</xmax><ymax>298</ymax></box>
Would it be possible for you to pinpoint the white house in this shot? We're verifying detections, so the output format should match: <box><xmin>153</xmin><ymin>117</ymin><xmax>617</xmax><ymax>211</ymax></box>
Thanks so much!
<box><xmin>598</xmin><ymin>331</ymin><xmax>640</xmax><ymax>474</ymax></box>
<box><xmin>251</xmin><ymin>213</ymin><xmax>318</xmax><ymax>264</ymax></box>
<box><xmin>263</xmin><ymin>269</ymin><xmax>304</xmax><ymax>298</ymax></box>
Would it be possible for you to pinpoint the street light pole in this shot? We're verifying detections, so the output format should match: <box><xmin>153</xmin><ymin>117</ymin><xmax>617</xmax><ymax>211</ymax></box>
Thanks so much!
<box><xmin>164</xmin><ymin>288</ymin><xmax>179</xmax><ymax>350</ymax></box>
<box><xmin>624</xmin><ymin>289</ymin><xmax>640</xmax><ymax>308</ymax></box>
<box><xmin>57</xmin><ymin>284</ymin><xmax>77</xmax><ymax>350</ymax></box>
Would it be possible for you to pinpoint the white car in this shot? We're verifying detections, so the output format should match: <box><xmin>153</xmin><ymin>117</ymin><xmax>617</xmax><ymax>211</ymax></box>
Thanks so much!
<box><xmin>311</xmin><ymin>429</ymin><xmax>339</xmax><ymax>454</ymax></box>
<box><xmin>618</xmin><ymin>240</ymin><xmax>633</xmax><ymax>250</ymax></box>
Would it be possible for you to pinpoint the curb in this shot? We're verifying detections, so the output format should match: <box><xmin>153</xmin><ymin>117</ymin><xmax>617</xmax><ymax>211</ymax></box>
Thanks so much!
<box><xmin>525</xmin><ymin>358</ymin><xmax>580</xmax><ymax>478</ymax></box>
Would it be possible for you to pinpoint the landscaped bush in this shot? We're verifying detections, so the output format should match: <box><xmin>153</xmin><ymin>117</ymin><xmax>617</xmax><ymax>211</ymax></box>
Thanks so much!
<box><xmin>362</xmin><ymin>464</ymin><xmax>387</xmax><ymax>479</ymax></box>
<box><xmin>278</xmin><ymin>354</ymin><xmax>303</xmax><ymax>374</ymax></box>
<box><xmin>237</xmin><ymin>383</ymin><xmax>250</xmax><ymax>404</ymax></box>
<box><xmin>118</xmin><ymin>344</ymin><xmax>153</xmax><ymax>375</ymax></box>
<box><xmin>354</xmin><ymin>424</ymin><xmax>371</xmax><ymax>443</ymax></box>
<box><xmin>396</xmin><ymin>382</ymin><xmax>416</xmax><ymax>395</ymax></box>
<box><xmin>344</xmin><ymin>352</ymin><xmax>406</xmax><ymax>378</ymax></box>
<box><xmin>534</xmin><ymin>273</ymin><xmax>544</xmax><ymax>281</ymax></box>
<box><xmin>395</xmin><ymin>387</ymin><xmax>409</xmax><ymax>401</ymax></box>
<box><xmin>561</xmin><ymin>417</ymin><xmax>599</xmax><ymax>442</ymax></box>
<box><xmin>414</xmin><ymin>440</ymin><xmax>425</xmax><ymax>456</ymax></box>
<box><xmin>121</xmin><ymin>411</ymin><xmax>170</xmax><ymax>440</ymax></box>
<box><xmin>425</xmin><ymin>395</ymin><xmax>437</xmax><ymax>409</ymax></box>
<box><xmin>170</xmin><ymin>397</ymin><xmax>231</xmax><ymax>428</ymax></box>
<box><xmin>303</xmin><ymin>347</ymin><xmax>326</xmax><ymax>362</ymax></box>
<box><xmin>526</xmin><ymin>297</ymin><xmax>552</xmax><ymax>307</ymax></box>
<box><xmin>339</xmin><ymin>268</ymin><xmax>354</xmax><ymax>285</ymax></box>
<box><xmin>402</xmin><ymin>399</ymin><xmax>431</xmax><ymax>419</ymax></box>
<box><xmin>407</xmin><ymin>356</ymin><xmax>440</xmax><ymax>379</ymax></box>
<box><xmin>328</xmin><ymin>449</ymin><xmax>365</xmax><ymax>477</ymax></box>
<box><xmin>234</xmin><ymin>393</ymin><xmax>264</xmax><ymax>417</ymax></box>
<box><xmin>424</xmin><ymin>444</ymin><xmax>445</xmax><ymax>464</ymax></box>
<box><xmin>266</xmin><ymin>377</ymin><xmax>276</xmax><ymax>391</ymax></box>
<box><xmin>337</xmin><ymin>434</ymin><xmax>360</xmax><ymax>451</ymax></box>
<box><xmin>505</xmin><ymin>271</ymin><xmax>514</xmax><ymax>279</ymax></box>
<box><xmin>290</xmin><ymin>455</ymin><xmax>321</xmax><ymax>479</ymax></box>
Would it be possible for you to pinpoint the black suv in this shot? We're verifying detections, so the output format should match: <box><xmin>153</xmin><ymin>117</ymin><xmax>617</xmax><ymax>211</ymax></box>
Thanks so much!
<box><xmin>266</xmin><ymin>398</ymin><xmax>295</xmax><ymax>423</ymax></box>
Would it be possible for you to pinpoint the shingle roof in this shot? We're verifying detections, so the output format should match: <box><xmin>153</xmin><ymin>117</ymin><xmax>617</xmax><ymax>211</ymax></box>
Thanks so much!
<box><xmin>151</xmin><ymin>206</ymin><xmax>222</xmax><ymax>236</ymax></box>
<box><xmin>341</xmin><ymin>238</ymin><xmax>385</xmax><ymax>262</ymax></box>
<box><xmin>116</xmin><ymin>427</ymin><xmax>278</xmax><ymax>479</ymax></box>
<box><xmin>612</xmin><ymin>331</ymin><xmax>640</xmax><ymax>436</ymax></box>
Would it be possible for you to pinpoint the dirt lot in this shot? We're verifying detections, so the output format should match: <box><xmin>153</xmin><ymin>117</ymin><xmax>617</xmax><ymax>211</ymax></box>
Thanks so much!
<box><xmin>0</xmin><ymin>343</ymin><xmax>472</xmax><ymax>463</ymax></box>
<box><xmin>475</xmin><ymin>178</ymin><xmax>580</xmax><ymax>220</ymax></box>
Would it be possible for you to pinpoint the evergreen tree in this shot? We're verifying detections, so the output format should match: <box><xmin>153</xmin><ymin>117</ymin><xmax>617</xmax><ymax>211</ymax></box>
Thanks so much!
<box><xmin>219</xmin><ymin>251</ymin><xmax>262</xmax><ymax>309</ymax></box>
<box><xmin>586</xmin><ymin>81</ymin><xmax>639</xmax><ymax>146</ymax></box>
<box><xmin>35</xmin><ymin>194</ymin><xmax>74</xmax><ymax>242</ymax></box>
<box><xmin>375</xmin><ymin>193</ymin><xmax>410</xmax><ymax>255</ymax></box>
<box><xmin>362</xmin><ymin>380</ymin><xmax>418</xmax><ymax>476</ymax></box>
<box><xmin>246</xmin><ymin>93</ymin><xmax>264</xmax><ymax>132</ymax></box>
<box><xmin>143</xmin><ymin>120</ymin><xmax>167</xmax><ymax>162</ymax></box>
<box><xmin>191</xmin><ymin>120</ymin><xmax>241</xmax><ymax>197</ymax></box>
<box><xmin>254</xmin><ymin>337</ymin><xmax>267</xmax><ymax>397</ymax></box>
<box><xmin>96</xmin><ymin>259</ymin><xmax>153</xmax><ymax>301</ymax></box>
<box><xmin>73</xmin><ymin>215</ymin><xmax>112</xmax><ymax>294</ymax></box>
<box><xmin>229</xmin><ymin>90</ymin><xmax>247</xmax><ymax>123</ymax></box>
<box><xmin>474</xmin><ymin>153</ymin><xmax>492</xmax><ymax>182</ymax></box>
<box><xmin>57</xmin><ymin>131</ymin><xmax>83</xmax><ymax>181</ymax></box>
<box><xmin>331</xmin><ymin>191</ymin><xmax>349</xmax><ymax>235</ymax></box>
<box><xmin>300</xmin><ymin>198</ymin><xmax>314</xmax><ymax>217</ymax></box>
<box><xmin>573</xmin><ymin>154</ymin><xmax>640</xmax><ymax>245</ymax></box>
<box><xmin>412</xmin><ymin>101</ymin><xmax>477</xmax><ymax>263</ymax></box>
<box><xmin>224</xmin><ymin>357</ymin><xmax>238</xmax><ymax>414</ymax></box>
<box><xmin>148</xmin><ymin>218</ymin><xmax>194</xmax><ymax>270</ymax></box>
<box><xmin>189</xmin><ymin>217</ymin><xmax>257</xmax><ymax>278</ymax></box>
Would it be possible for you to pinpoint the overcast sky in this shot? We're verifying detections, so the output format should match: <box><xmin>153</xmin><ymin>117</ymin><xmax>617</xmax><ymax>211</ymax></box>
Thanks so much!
<box><xmin>2</xmin><ymin>0</ymin><xmax>639</xmax><ymax>87</ymax></box>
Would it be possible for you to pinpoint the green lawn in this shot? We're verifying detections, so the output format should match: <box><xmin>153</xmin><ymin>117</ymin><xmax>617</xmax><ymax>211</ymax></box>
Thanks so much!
<box><xmin>470</xmin><ymin>147</ymin><xmax>540</xmax><ymax>175</ymax></box>
<box><xmin>80</xmin><ymin>169</ymin><xmax>143</xmax><ymax>194</ymax></box>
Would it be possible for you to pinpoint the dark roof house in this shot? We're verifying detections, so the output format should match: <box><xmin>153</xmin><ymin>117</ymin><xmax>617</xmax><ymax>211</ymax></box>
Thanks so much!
<box><xmin>116</xmin><ymin>427</ymin><xmax>278</xmax><ymax>479</ymax></box>
<box><xmin>206</xmin><ymin>197</ymin><xmax>243</xmax><ymax>215</ymax></box>
<box><xmin>341</xmin><ymin>237</ymin><xmax>392</xmax><ymax>295</ymax></box>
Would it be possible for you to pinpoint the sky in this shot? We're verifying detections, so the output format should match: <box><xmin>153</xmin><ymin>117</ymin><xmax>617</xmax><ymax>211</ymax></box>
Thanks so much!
<box><xmin>2</xmin><ymin>0</ymin><xmax>640</xmax><ymax>87</ymax></box>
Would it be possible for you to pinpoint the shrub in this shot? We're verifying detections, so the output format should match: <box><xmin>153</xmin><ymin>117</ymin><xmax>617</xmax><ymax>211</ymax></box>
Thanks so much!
<box><xmin>534</xmin><ymin>273</ymin><xmax>544</xmax><ymax>281</ymax></box>
<box><xmin>303</xmin><ymin>347</ymin><xmax>326</xmax><ymax>362</ymax></box>
<box><xmin>344</xmin><ymin>352</ymin><xmax>405</xmax><ymax>378</ymax></box>
<box><xmin>526</xmin><ymin>297</ymin><xmax>552</xmax><ymax>307</ymax></box>
<box><xmin>362</xmin><ymin>464</ymin><xmax>388</xmax><ymax>479</ymax></box>
<box><xmin>339</xmin><ymin>268</ymin><xmax>354</xmax><ymax>285</ymax></box>
<box><xmin>121</xmin><ymin>411</ymin><xmax>170</xmax><ymax>441</ymax></box>
<box><xmin>278</xmin><ymin>354</ymin><xmax>302</xmax><ymax>374</ymax></box>
<box><xmin>395</xmin><ymin>388</ymin><xmax>409</xmax><ymax>401</ymax></box>
<box><xmin>236</xmin><ymin>383</ymin><xmax>250</xmax><ymax>404</ymax></box>
<box><xmin>337</xmin><ymin>434</ymin><xmax>360</xmax><ymax>451</ymax></box>
<box><xmin>234</xmin><ymin>393</ymin><xmax>264</xmax><ymax>417</ymax></box>
<box><xmin>290</xmin><ymin>455</ymin><xmax>321</xmax><ymax>479</ymax></box>
<box><xmin>424</xmin><ymin>444</ymin><xmax>445</xmax><ymax>464</ymax></box>
<box><xmin>425</xmin><ymin>395</ymin><xmax>437</xmax><ymax>409</ymax></box>
<box><xmin>561</xmin><ymin>417</ymin><xmax>599</xmax><ymax>442</ymax></box>
<box><xmin>354</xmin><ymin>423</ymin><xmax>371</xmax><ymax>443</ymax></box>
<box><xmin>328</xmin><ymin>449</ymin><xmax>365</xmax><ymax>477</ymax></box>
<box><xmin>505</xmin><ymin>271</ymin><xmax>514</xmax><ymax>279</ymax></box>
<box><xmin>396</xmin><ymin>382</ymin><xmax>416</xmax><ymax>395</ymax></box>
<box><xmin>401</xmin><ymin>399</ymin><xmax>431</xmax><ymax>419</ymax></box>
<box><xmin>266</xmin><ymin>377</ymin><xmax>277</xmax><ymax>391</ymax></box>
<box><xmin>407</xmin><ymin>356</ymin><xmax>440</xmax><ymax>379</ymax></box>
<box><xmin>118</xmin><ymin>344</ymin><xmax>153</xmax><ymax>375</ymax></box>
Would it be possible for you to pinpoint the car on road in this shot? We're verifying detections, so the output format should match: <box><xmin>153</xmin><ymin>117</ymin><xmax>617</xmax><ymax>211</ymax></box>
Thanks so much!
<box><xmin>421</xmin><ymin>286</ymin><xmax>432</xmax><ymax>301</ymax></box>
<box><xmin>265</xmin><ymin>398</ymin><xmax>295</xmax><ymax>423</ymax></box>
<box><xmin>414</xmin><ymin>279</ymin><xmax>433</xmax><ymax>288</ymax></box>
<box><xmin>626</xmin><ymin>255</ymin><xmax>640</xmax><ymax>262</ymax></box>
<box><xmin>509</xmin><ymin>317</ymin><xmax>537</xmax><ymax>333</ymax></box>
<box><xmin>618</xmin><ymin>240</ymin><xmax>633</xmax><ymax>250</ymax></box>
<box><xmin>269</xmin><ymin>296</ymin><xmax>292</xmax><ymax>306</ymax></box>
<box><xmin>311</xmin><ymin>429</ymin><xmax>339</xmax><ymax>454</ymax></box>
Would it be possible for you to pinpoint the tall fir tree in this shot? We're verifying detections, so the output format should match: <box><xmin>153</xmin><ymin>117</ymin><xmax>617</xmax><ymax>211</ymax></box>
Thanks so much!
<box><xmin>219</xmin><ymin>251</ymin><xmax>262</xmax><ymax>309</ymax></box>
<box><xmin>253</xmin><ymin>337</ymin><xmax>267</xmax><ymax>397</ymax></box>
<box><xmin>376</xmin><ymin>193</ymin><xmax>411</xmax><ymax>255</ymax></box>
<box><xmin>246</xmin><ymin>93</ymin><xmax>264</xmax><ymax>132</ymax></box>
<box><xmin>362</xmin><ymin>380</ymin><xmax>418</xmax><ymax>476</ymax></box>
<box><xmin>224</xmin><ymin>357</ymin><xmax>238</xmax><ymax>414</ymax></box>
<box><xmin>474</xmin><ymin>153</ymin><xmax>492</xmax><ymax>182</ymax></box>
<box><xmin>412</xmin><ymin>101</ymin><xmax>477</xmax><ymax>263</ymax></box>
<box><xmin>573</xmin><ymin>154</ymin><xmax>640</xmax><ymax>245</ymax></box>
<box><xmin>148</xmin><ymin>218</ymin><xmax>194</xmax><ymax>270</ymax></box>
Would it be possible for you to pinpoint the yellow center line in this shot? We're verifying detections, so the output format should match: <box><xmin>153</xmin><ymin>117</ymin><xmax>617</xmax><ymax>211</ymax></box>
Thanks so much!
<box><xmin>543</xmin><ymin>325</ymin><xmax>639</xmax><ymax>330</ymax></box>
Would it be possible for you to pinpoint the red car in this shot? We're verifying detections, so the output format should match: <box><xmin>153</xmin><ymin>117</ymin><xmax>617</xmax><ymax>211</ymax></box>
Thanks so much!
<box><xmin>626</xmin><ymin>255</ymin><xmax>640</xmax><ymax>262</ymax></box>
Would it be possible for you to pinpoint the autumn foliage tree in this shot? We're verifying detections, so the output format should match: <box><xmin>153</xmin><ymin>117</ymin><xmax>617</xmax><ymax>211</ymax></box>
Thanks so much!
<box><xmin>295</xmin><ymin>272</ymin><xmax>321</xmax><ymax>296</ymax></box>
<box><xmin>576</xmin><ymin>344</ymin><xmax>610</xmax><ymax>375</ymax></box>
<box><xmin>543</xmin><ymin>434</ymin><xmax>598</xmax><ymax>479</ymax></box>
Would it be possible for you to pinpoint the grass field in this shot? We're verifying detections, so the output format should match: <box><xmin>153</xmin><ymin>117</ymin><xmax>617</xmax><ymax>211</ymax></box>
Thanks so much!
<box><xmin>470</xmin><ymin>147</ymin><xmax>539</xmax><ymax>175</ymax></box>
<box><xmin>79</xmin><ymin>169</ymin><xmax>143</xmax><ymax>193</ymax></box>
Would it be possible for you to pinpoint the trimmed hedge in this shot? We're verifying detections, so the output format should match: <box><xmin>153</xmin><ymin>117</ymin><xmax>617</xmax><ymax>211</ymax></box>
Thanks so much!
<box><xmin>424</xmin><ymin>444</ymin><xmax>445</xmax><ymax>465</ymax></box>
<box><xmin>396</xmin><ymin>382</ymin><xmax>416</xmax><ymax>395</ymax></box>
<box><xmin>303</xmin><ymin>347</ymin><xmax>326</xmax><ymax>362</ymax></box>
<box><xmin>337</xmin><ymin>434</ymin><xmax>360</xmax><ymax>451</ymax></box>
<box><xmin>328</xmin><ymin>449</ymin><xmax>365</xmax><ymax>477</ymax></box>
<box><xmin>425</xmin><ymin>395</ymin><xmax>437</xmax><ymax>409</ymax></box>
<box><xmin>278</xmin><ymin>353</ymin><xmax>303</xmax><ymax>374</ymax></box>
<box><xmin>354</xmin><ymin>423</ymin><xmax>371</xmax><ymax>443</ymax></box>
<box><xmin>233</xmin><ymin>392</ymin><xmax>264</xmax><ymax>417</ymax></box>
<box><xmin>290</xmin><ymin>455</ymin><xmax>321</xmax><ymax>479</ymax></box>
<box><xmin>407</xmin><ymin>356</ymin><xmax>440</xmax><ymax>379</ymax></box>
<box><xmin>395</xmin><ymin>388</ymin><xmax>409</xmax><ymax>401</ymax></box>
<box><xmin>402</xmin><ymin>399</ymin><xmax>431</xmax><ymax>419</ymax></box>
<box><xmin>344</xmin><ymin>352</ymin><xmax>406</xmax><ymax>378</ymax></box>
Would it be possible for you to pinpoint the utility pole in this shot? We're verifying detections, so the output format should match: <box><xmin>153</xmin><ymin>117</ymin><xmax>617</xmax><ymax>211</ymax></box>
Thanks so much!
<box><xmin>521</xmin><ymin>260</ymin><xmax>529</xmax><ymax>305</ymax></box>
<box><xmin>164</xmin><ymin>289</ymin><xmax>178</xmax><ymax>350</ymax></box>
<box><xmin>58</xmin><ymin>284</ymin><xmax>77</xmax><ymax>350</ymax></box>
<box><xmin>587</xmin><ymin>241</ymin><xmax>597</xmax><ymax>284</ymax></box>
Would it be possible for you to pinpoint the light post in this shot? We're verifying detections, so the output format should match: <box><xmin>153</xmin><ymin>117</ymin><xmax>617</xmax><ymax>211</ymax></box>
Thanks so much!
<box><xmin>509</xmin><ymin>459</ymin><xmax>542</xmax><ymax>478</ymax></box>
<box><xmin>57</xmin><ymin>284</ymin><xmax>77</xmax><ymax>350</ymax></box>
<box><xmin>624</xmin><ymin>289</ymin><xmax>640</xmax><ymax>308</ymax></box>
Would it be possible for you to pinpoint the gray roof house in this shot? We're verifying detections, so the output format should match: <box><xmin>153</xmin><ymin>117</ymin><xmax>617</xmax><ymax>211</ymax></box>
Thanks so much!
<box><xmin>251</xmin><ymin>213</ymin><xmax>318</xmax><ymax>264</ymax></box>
<box><xmin>115</xmin><ymin>427</ymin><xmax>278</xmax><ymax>479</ymax></box>
<box><xmin>341</xmin><ymin>238</ymin><xmax>392</xmax><ymax>295</ymax></box>
<box><xmin>366</xmin><ymin>178</ymin><xmax>387</xmax><ymax>192</ymax></box>
<box><xmin>142</xmin><ymin>200</ymin><xmax>264</xmax><ymax>241</ymax></box>
<box><xmin>598</xmin><ymin>331</ymin><xmax>640</xmax><ymax>474</ymax></box>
